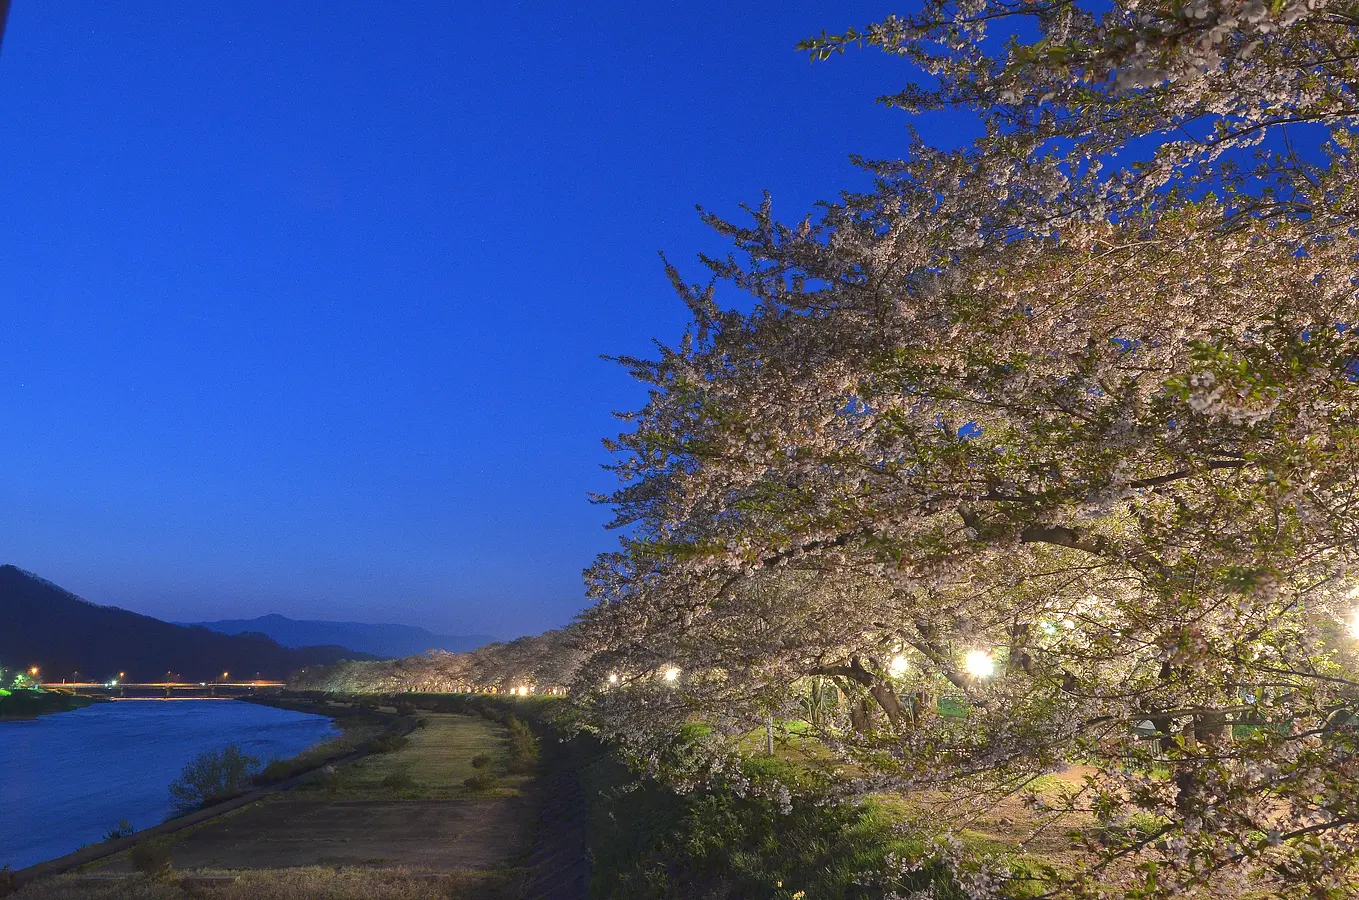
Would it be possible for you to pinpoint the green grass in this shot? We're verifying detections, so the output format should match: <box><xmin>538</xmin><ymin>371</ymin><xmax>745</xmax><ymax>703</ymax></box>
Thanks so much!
<box><xmin>300</xmin><ymin>713</ymin><xmax>529</xmax><ymax>800</ymax></box>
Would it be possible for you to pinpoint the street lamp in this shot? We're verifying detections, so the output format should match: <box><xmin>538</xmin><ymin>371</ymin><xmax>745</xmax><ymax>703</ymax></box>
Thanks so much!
<box><xmin>963</xmin><ymin>650</ymin><xmax>995</xmax><ymax>679</ymax></box>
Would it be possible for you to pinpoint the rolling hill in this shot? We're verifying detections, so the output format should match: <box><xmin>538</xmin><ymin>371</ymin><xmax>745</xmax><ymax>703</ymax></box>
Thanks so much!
<box><xmin>187</xmin><ymin>614</ymin><xmax>495</xmax><ymax>659</ymax></box>
<box><xmin>0</xmin><ymin>565</ymin><xmax>373</xmax><ymax>682</ymax></box>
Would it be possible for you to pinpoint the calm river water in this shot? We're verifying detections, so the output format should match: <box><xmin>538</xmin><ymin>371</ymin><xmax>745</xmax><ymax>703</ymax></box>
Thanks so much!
<box><xmin>0</xmin><ymin>699</ymin><xmax>337</xmax><ymax>870</ymax></box>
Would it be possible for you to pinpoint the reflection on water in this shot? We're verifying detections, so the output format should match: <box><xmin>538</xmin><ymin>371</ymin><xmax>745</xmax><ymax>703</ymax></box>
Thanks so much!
<box><xmin>0</xmin><ymin>699</ymin><xmax>337</xmax><ymax>870</ymax></box>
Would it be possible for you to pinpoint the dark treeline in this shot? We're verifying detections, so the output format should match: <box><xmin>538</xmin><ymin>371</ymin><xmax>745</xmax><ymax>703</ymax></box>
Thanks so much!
<box><xmin>0</xmin><ymin>565</ymin><xmax>372</xmax><ymax>682</ymax></box>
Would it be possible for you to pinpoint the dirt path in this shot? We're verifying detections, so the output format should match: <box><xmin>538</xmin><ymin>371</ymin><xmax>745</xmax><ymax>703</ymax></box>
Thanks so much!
<box><xmin>520</xmin><ymin>737</ymin><xmax>590</xmax><ymax>900</ymax></box>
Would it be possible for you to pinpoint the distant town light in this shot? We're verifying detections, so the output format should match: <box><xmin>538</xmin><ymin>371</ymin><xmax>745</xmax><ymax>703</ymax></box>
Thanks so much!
<box><xmin>662</xmin><ymin>667</ymin><xmax>680</xmax><ymax>683</ymax></box>
<box><xmin>963</xmin><ymin>650</ymin><xmax>995</xmax><ymax>679</ymax></box>
<box><xmin>888</xmin><ymin>655</ymin><xmax>909</xmax><ymax>676</ymax></box>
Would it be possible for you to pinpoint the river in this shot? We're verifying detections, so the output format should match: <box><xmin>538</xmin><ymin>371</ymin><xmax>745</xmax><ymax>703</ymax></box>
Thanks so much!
<box><xmin>0</xmin><ymin>698</ymin><xmax>337</xmax><ymax>871</ymax></box>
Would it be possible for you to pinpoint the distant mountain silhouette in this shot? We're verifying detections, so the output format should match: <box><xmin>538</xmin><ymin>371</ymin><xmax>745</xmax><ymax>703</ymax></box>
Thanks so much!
<box><xmin>187</xmin><ymin>614</ymin><xmax>495</xmax><ymax>659</ymax></box>
<box><xmin>0</xmin><ymin>565</ymin><xmax>374</xmax><ymax>682</ymax></box>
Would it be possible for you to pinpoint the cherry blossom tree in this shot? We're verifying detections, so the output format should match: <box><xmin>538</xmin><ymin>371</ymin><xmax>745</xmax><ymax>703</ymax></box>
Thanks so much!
<box><xmin>577</xmin><ymin>3</ymin><xmax>1359</xmax><ymax>897</ymax></box>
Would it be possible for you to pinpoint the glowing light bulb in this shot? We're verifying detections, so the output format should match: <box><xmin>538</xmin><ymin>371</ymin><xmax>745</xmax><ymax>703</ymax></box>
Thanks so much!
<box><xmin>963</xmin><ymin>650</ymin><xmax>995</xmax><ymax>679</ymax></box>
<box><xmin>608</xmin><ymin>673</ymin><xmax>619</xmax><ymax>684</ymax></box>
<box><xmin>888</xmin><ymin>655</ymin><xmax>909</xmax><ymax>676</ymax></box>
<box><xmin>662</xmin><ymin>667</ymin><xmax>680</xmax><ymax>682</ymax></box>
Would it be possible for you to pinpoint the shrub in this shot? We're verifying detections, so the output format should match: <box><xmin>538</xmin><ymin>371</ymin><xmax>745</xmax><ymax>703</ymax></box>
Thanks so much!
<box><xmin>168</xmin><ymin>744</ymin><xmax>260</xmax><ymax>813</ymax></box>
<box><xmin>464</xmin><ymin>772</ymin><xmax>498</xmax><ymax>791</ymax></box>
<box><xmin>369</xmin><ymin>733</ymin><xmax>409</xmax><ymax>754</ymax></box>
<box><xmin>256</xmin><ymin>758</ymin><xmax>300</xmax><ymax>784</ymax></box>
<box><xmin>128</xmin><ymin>839</ymin><xmax>173</xmax><ymax>878</ymax></box>
<box><xmin>584</xmin><ymin>744</ymin><xmax>958</xmax><ymax>900</ymax></box>
<box><xmin>310</xmin><ymin>764</ymin><xmax>342</xmax><ymax>792</ymax></box>
<box><xmin>470</xmin><ymin>753</ymin><xmax>492</xmax><ymax>769</ymax></box>
<box><xmin>381</xmin><ymin>771</ymin><xmax>416</xmax><ymax>790</ymax></box>
<box><xmin>103</xmin><ymin>819</ymin><xmax>135</xmax><ymax>841</ymax></box>
<box><xmin>505</xmin><ymin>716</ymin><xmax>539</xmax><ymax>774</ymax></box>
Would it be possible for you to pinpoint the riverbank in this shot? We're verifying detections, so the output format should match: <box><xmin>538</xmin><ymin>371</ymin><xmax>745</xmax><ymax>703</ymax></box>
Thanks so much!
<box><xmin>2</xmin><ymin>700</ymin><xmax>346</xmax><ymax>884</ymax></box>
<box><xmin>0</xmin><ymin>689</ymin><xmax>97</xmax><ymax>721</ymax></box>
<box><xmin>10</xmin><ymin>711</ymin><xmax>533</xmax><ymax>900</ymax></box>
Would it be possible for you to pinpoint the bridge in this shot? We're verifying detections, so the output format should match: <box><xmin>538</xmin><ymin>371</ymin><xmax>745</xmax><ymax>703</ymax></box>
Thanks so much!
<box><xmin>41</xmin><ymin>681</ymin><xmax>286</xmax><ymax>698</ymax></box>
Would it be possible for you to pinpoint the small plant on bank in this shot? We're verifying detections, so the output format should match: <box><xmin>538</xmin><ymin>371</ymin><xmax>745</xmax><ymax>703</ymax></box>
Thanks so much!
<box><xmin>381</xmin><ymin>770</ymin><xmax>416</xmax><ymax>790</ymax></box>
<box><xmin>369</xmin><ymin>733</ymin><xmax>409</xmax><ymax>754</ymax></box>
<box><xmin>305</xmin><ymin>764</ymin><xmax>343</xmax><ymax>793</ymax></box>
<box><xmin>256</xmin><ymin>758</ymin><xmax>298</xmax><ymax>784</ymax></box>
<box><xmin>464</xmin><ymin>771</ymin><xmax>498</xmax><ymax>791</ymax></box>
<box><xmin>103</xmin><ymin>819</ymin><xmax>135</xmax><ymax>841</ymax></box>
<box><xmin>470</xmin><ymin>753</ymin><xmax>491</xmax><ymax>769</ymax></box>
<box><xmin>168</xmin><ymin>743</ymin><xmax>260</xmax><ymax>813</ymax></box>
<box><xmin>505</xmin><ymin>716</ymin><xmax>538</xmax><ymax>774</ymax></box>
<box><xmin>128</xmin><ymin>839</ymin><xmax>173</xmax><ymax>878</ymax></box>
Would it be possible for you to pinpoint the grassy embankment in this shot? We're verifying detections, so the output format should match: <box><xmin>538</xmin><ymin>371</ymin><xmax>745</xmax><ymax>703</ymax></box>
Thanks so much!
<box><xmin>0</xmin><ymin>689</ymin><xmax>95</xmax><ymax>721</ymax></box>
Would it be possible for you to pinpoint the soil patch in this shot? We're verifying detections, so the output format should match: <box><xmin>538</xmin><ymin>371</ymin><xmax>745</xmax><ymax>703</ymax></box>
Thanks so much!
<box><xmin>95</xmin><ymin>798</ymin><xmax>526</xmax><ymax>872</ymax></box>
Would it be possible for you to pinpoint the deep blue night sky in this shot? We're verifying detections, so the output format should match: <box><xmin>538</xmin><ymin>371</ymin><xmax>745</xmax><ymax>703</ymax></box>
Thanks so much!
<box><xmin>0</xmin><ymin>3</ymin><xmax>955</xmax><ymax>637</ymax></box>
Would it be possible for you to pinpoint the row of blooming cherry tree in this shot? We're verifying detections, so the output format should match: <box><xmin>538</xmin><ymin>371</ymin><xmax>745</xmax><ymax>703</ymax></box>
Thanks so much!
<box><xmin>570</xmin><ymin>1</ymin><xmax>1359</xmax><ymax>897</ymax></box>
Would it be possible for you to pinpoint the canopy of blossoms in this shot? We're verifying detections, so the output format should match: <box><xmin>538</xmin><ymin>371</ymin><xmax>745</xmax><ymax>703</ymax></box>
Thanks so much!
<box><xmin>575</xmin><ymin>2</ymin><xmax>1359</xmax><ymax>897</ymax></box>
